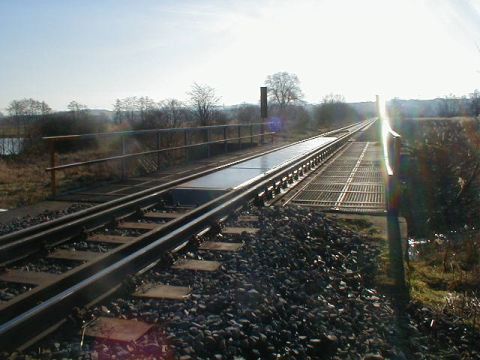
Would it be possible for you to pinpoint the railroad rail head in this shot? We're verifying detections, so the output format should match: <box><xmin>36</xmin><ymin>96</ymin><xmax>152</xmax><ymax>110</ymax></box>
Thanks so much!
<box><xmin>0</xmin><ymin>120</ymin><xmax>372</xmax><ymax>351</ymax></box>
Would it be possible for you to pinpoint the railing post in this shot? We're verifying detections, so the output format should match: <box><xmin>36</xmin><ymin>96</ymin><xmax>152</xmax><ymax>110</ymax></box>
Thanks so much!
<box><xmin>207</xmin><ymin>128</ymin><xmax>211</xmax><ymax>158</ymax></box>
<box><xmin>49</xmin><ymin>140</ymin><xmax>56</xmax><ymax>198</ymax></box>
<box><xmin>250</xmin><ymin>124</ymin><xmax>253</xmax><ymax>144</ymax></box>
<box><xmin>224</xmin><ymin>127</ymin><xmax>227</xmax><ymax>153</ymax></box>
<box><xmin>156</xmin><ymin>131</ymin><xmax>161</xmax><ymax>171</ymax></box>
<box><xmin>121</xmin><ymin>135</ymin><xmax>126</xmax><ymax>179</ymax></box>
<box><xmin>184</xmin><ymin>129</ymin><xmax>188</xmax><ymax>162</ymax></box>
<box><xmin>238</xmin><ymin>125</ymin><xmax>241</xmax><ymax>147</ymax></box>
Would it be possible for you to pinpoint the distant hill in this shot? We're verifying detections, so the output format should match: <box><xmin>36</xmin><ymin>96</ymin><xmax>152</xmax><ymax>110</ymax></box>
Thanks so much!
<box><xmin>88</xmin><ymin>109</ymin><xmax>114</xmax><ymax>120</ymax></box>
<box><xmin>348</xmin><ymin>98</ymin><xmax>475</xmax><ymax>118</ymax></box>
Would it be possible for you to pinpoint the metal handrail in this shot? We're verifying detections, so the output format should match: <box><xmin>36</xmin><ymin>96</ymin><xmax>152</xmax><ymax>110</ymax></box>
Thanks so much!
<box><xmin>42</xmin><ymin>121</ymin><xmax>273</xmax><ymax>141</ymax></box>
<box><xmin>45</xmin><ymin>132</ymin><xmax>275</xmax><ymax>171</ymax></box>
<box><xmin>44</xmin><ymin>122</ymin><xmax>275</xmax><ymax>196</ymax></box>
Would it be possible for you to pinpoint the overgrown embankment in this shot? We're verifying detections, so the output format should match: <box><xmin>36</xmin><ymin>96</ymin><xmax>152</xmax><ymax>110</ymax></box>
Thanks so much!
<box><xmin>398</xmin><ymin>117</ymin><xmax>480</xmax><ymax>337</ymax></box>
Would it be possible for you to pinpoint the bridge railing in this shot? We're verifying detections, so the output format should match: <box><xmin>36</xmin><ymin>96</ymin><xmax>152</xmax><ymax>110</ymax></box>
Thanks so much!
<box><xmin>44</xmin><ymin>122</ymin><xmax>276</xmax><ymax>197</ymax></box>
<box><xmin>378</xmin><ymin>96</ymin><xmax>406</xmax><ymax>290</ymax></box>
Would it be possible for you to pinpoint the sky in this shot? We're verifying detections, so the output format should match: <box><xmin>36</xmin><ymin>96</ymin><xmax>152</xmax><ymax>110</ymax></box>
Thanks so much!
<box><xmin>1</xmin><ymin>0</ymin><xmax>480</xmax><ymax>112</ymax></box>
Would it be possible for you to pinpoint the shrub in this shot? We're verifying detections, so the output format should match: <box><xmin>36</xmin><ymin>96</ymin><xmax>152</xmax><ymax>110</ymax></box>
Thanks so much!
<box><xmin>314</xmin><ymin>102</ymin><xmax>361</xmax><ymax>128</ymax></box>
<box><xmin>29</xmin><ymin>112</ymin><xmax>108</xmax><ymax>153</ymax></box>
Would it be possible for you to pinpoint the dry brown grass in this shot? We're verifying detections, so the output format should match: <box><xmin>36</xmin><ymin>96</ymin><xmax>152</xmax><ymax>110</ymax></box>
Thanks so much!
<box><xmin>407</xmin><ymin>233</ymin><xmax>480</xmax><ymax>329</ymax></box>
<box><xmin>0</xmin><ymin>148</ymin><xmax>122</xmax><ymax>209</ymax></box>
<box><xmin>0</xmin><ymin>156</ymin><xmax>50</xmax><ymax>208</ymax></box>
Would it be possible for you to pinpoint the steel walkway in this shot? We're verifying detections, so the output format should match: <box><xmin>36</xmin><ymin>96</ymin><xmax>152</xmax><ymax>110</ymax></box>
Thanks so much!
<box><xmin>286</xmin><ymin>141</ymin><xmax>386</xmax><ymax>213</ymax></box>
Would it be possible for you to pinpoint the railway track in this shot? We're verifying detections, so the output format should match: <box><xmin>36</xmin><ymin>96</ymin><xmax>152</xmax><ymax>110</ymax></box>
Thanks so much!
<box><xmin>0</xmin><ymin>119</ymin><xmax>374</xmax><ymax>351</ymax></box>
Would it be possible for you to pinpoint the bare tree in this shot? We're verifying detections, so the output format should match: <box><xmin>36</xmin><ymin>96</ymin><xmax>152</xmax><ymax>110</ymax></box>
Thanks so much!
<box><xmin>6</xmin><ymin>98</ymin><xmax>51</xmax><ymax>137</ymax></box>
<box><xmin>322</xmin><ymin>93</ymin><xmax>345</xmax><ymax>104</ymax></box>
<box><xmin>470</xmin><ymin>89</ymin><xmax>480</xmax><ymax>118</ymax></box>
<box><xmin>438</xmin><ymin>94</ymin><xmax>460</xmax><ymax>118</ymax></box>
<box><xmin>315</xmin><ymin>94</ymin><xmax>360</xmax><ymax>128</ymax></box>
<box><xmin>67</xmin><ymin>101</ymin><xmax>89</xmax><ymax>122</ymax></box>
<box><xmin>7</xmin><ymin>98</ymin><xmax>51</xmax><ymax>116</ymax></box>
<box><xmin>113</xmin><ymin>99</ymin><xmax>123</xmax><ymax>124</ymax></box>
<box><xmin>137</xmin><ymin>96</ymin><xmax>157</xmax><ymax>122</ymax></box>
<box><xmin>236</xmin><ymin>103</ymin><xmax>259</xmax><ymax>124</ymax></box>
<box><xmin>67</xmin><ymin>101</ymin><xmax>88</xmax><ymax>113</ymax></box>
<box><xmin>124</xmin><ymin>96</ymin><xmax>138</xmax><ymax>123</ymax></box>
<box><xmin>112</xmin><ymin>96</ymin><xmax>158</xmax><ymax>124</ymax></box>
<box><xmin>188</xmin><ymin>83</ymin><xmax>220</xmax><ymax>127</ymax></box>
<box><xmin>265</xmin><ymin>72</ymin><xmax>303</xmax><ymax>110</ymax></box>
<box><xmin>161</xmin><ymin>99</ymin><xmax>186</xmax><ymax>128</ymax></box>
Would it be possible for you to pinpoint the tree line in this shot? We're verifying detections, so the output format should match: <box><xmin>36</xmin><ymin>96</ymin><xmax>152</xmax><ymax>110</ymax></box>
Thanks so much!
<box><xmin>390</xmin><ymin>91</ymin><xmax>480</xmax><ymax>119</ymax></box>
<box><xmin>0</xmin><ymin>72</ymin><xmax>364</xmax><ymax>147</ymax></box>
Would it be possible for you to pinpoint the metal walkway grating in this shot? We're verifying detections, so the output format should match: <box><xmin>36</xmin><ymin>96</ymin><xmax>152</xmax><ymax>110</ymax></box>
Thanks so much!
<box><xmin>289</xmin><ymin>141</ymin><xmax>386</xmax><ymax>213</ymax></box>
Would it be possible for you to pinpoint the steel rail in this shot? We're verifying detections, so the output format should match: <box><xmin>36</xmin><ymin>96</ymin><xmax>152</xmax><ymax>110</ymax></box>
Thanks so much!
<box><xmin>0</xmin><ymin>120</ymin><xmax>372</xmax><ymax>350</ymax></box>
<box><xmin>0</xmin><ymin>122</ymin><xmax>360</xmax><ymax>262</ymax></box>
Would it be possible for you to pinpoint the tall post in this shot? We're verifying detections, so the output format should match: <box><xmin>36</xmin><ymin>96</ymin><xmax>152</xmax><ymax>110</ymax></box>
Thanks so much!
<box><xmin>260</xmin><ymin>86</ymin><xmax>267</xmax><ymax>145</ymax></box>
<box><xmin>49</xmin><ymin>140</ymin><xmax>56</xmax><ymax>198</ymax></box>
<box><xmin>238</xmin><ymin>125</ymin><xmax>241</xmax><ymax>147</ymax></box>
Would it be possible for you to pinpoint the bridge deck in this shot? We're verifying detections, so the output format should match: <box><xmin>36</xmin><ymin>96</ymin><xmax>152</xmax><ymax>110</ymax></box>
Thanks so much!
<box><xmin>176</xmin><ymin>136</ymin><xmax>337</xmax><ymax>191</ymax></box>
<box><xmin>287</xmin><ymin>141</ymin><xmax>386</xmax><ymax>213</ymax></box>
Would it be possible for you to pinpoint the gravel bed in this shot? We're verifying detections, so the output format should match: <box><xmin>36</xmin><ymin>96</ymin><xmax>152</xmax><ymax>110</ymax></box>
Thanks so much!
<box><xmin>126</xmin><ymin>218</ymin><xmax>169</xmax><ymax>225</ymax></box>
<box><xmin>58</xmin><ymin>240</ymin><xmax>117</xmax><ymax>253</ymax></box>
<box><xmin>99</xmin><ymin>227</ymin><xmax>144</xmax><ymax>237</ymax></box>
<box><xmin>0</xmin><ymin>281</ymin><xmax>34</xmax><ymax>303</ymax></box>
<box><xmin>11</xmin><ymin>258</ymin><xmax>77</xmax><ymax>274</ymax></box>
<box><xmin>0</xmin><ymin>203</ymin><xmax>93</xmax><ymax>237</ymax></box>
<box><xmin>3</xmin><ymin>206</ymin><xmax>479</xmax><ymax>359</ymax></box>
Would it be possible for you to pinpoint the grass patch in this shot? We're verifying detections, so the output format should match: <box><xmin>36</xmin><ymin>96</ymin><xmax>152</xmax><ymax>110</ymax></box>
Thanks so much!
<box><xmin>406</xmin><ymin>235</ymin><xmax>480</xmax><ymax>328</ymax></box>
<box><xmin>0</xmin><ymin>149</ymin><xmax>121</xmax><ymax>209</ymax></box>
